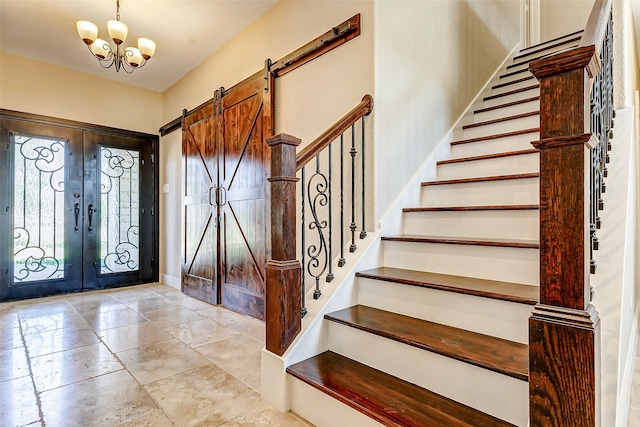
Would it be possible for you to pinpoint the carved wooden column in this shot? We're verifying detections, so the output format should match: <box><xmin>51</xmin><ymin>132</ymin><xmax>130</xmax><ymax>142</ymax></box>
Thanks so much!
<box><xmin>266</xmin><ymin>133</ymin><xmax>302</xmax><ymax>356</ymax></box>
<box><xmin>528</xmin><ymin>46</ymin><xmax>601</xmax><ymax>426</ymax></box>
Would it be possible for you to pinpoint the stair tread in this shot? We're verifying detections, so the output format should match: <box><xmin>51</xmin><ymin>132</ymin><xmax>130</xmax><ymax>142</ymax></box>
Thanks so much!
<box><xmin>517</xmin><ymin>30</ymin><xmax>583</xmax><ymax>54</ymax></box>
<box><xmin>437</xmin><ymin>149</ymin><xmax>538</xmax><ymax>165</ymax></box>
<box><xmin>463</xmin><ymin>111</ymin><xmax>539</xmax><ymax>130</ymax></box>
<box><xmin>514</xmin><ymin>37</ymin><xmax>581</xmax><ymax>61</ymax></box>
<box><xmin>492</xmin><ymin>75</ymin><xmax>536</xmax><ymax>90</ymax></box>
<box><xmin>499</xmin><ymin>68</ymin><xmax>530</xmax><ymax>80</ymax></box>
<box><xmin>403</xmin><ymin>204</ymin><xmax>539</xmax><ymax>211</ymax></box>
<box><xmin>287</xmin><ymin>351</ymin><xmax>517</xmax><ymax>427</ymax></box>
<box><xmin>356</xmin><ymin>266</ymin><xmax>538</xmax><ymax>305</ymax></box>
<box><xmin>325</xmin><ymin>305</ymin><xmax>529</xmax><ymax>381</ymax></box>
<box><xmin>422</xmin><ymin>172</ymin><xmax>539</xmax><ymax>186</ymax></box>
<box><xmin>484</xmin><ymin>84</ymin><xmax>539</xmax><ymax>101</ymax></box>
<box><xmin>451</xmin><ymin>128</ymin><xmax>539</xmax><ymax>146</ymax></box>
<box><xmin>381</xmin><ymin>235</ymin><xmax>539</xmax><ymax>249</ymax></box>
<box><xmin>474</xmin><ymin>96</ymin><xmax>539</xmax><ymax>115</ymax></box>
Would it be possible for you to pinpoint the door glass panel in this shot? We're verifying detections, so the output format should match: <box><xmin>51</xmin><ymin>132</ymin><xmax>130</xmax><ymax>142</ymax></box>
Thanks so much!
<box><xmin>13</xmin><ymin>134</ymin><xmax>66</xmax><ymax>283</ymax></box>
<box><xmin>100</xmin><ymin>147</ymin><xmax>140</xmax><ymax>274</ymax></box>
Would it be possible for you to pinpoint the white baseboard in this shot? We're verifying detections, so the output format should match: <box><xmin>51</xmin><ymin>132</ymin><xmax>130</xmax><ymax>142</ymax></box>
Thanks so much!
<box><xmin>160</xmin><ymin>274</ymin><xmax>181</xmax><ymax>289</ymax></box>
<box><xmin>616</xmin><ymin>301</ymin><xmax>640</xmax><ymax>427</ymax></box>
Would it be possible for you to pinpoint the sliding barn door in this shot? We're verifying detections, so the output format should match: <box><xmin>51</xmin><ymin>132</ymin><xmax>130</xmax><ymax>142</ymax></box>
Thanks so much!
<box><xmin>218</xmin><ymin>75</ymin><xmax>272</xmax><ymax>320</ymax></box>
<box><xmin>181</xmin><ymin>105</ymin><xmax>218</xmax><ymax>303</ymax></box>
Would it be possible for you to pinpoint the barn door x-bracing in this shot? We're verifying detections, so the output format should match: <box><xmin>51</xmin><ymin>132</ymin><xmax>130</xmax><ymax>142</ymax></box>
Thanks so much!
<box><xmin>182</xmin><ymin>74</ymin><xmax>273</xmax><ymax>320</ymax></box>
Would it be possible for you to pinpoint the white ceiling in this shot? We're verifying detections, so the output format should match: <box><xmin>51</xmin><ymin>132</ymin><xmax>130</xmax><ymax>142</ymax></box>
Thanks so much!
<box><xmin>0</xmin><ymin>0</ymin><xmax>279</xmax><ymax>93</ymax></box>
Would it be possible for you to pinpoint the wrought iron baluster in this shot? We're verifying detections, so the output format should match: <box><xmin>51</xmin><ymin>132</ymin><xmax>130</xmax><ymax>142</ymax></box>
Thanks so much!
<box><xmin>326</xmin><ymin>145</ymin><xmax>334</xmax><ymax>282</ymax></box>
<box><xmin>301</xmin><ymin>165</ymin><xmax>307</xmax><ymax>317</ymax></box>
<box><xmin>360</xmin><ymin>116</ymin><xmax>367</xmax><ymax>239</ymax></box>
<box><xmin>338</xmin><ymin>134</ymin><xmax>346</xmax><ymax>267</ymax></box>
<box><xmin>305</xmin><ymin>154</ymin><xmax>329</xmax><ymax>300</ymax></box>
<box><xmin>349</xmin><ymin>124</ymin><xmax>357</xmax><ymax>253</ymax></box>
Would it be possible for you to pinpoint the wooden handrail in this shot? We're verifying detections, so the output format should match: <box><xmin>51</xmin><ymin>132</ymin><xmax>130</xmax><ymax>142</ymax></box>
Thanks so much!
<box><xmin>580</xmin><ymin>0</ymin><xmax>613</xmax><ymax>49</ymax></box>
<box><xmin>296</xmin><ymin>95</ymin><xmax>373</xmax><ymax>171</ymax></box>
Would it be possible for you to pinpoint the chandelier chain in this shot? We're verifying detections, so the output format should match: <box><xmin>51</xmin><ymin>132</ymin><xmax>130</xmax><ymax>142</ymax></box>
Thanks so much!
<box><xmin>116</xmin><ymin>0</ymin><xmax>120</xmax><ymax>21</ymax></box>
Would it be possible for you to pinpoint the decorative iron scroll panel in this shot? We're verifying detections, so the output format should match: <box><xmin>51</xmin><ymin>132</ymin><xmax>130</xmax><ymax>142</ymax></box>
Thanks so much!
<box><xmin>589</xmin><ymin>13</ymin><xmax>614</xmax><ymax>276</ymax></box>
<box><xmin>299</xmin><ymin>116</ymin><xmax>368</xmax><ymax>315</ymax></box>
<box><xmin>12</xmin><ymin>134</ymin><xmax>66</xmax><ymax>283</ymax></box>
<box><xmin>100</xmin><ymin>147</ymin><xmax>140</xmax><ymax>274</ymax></box>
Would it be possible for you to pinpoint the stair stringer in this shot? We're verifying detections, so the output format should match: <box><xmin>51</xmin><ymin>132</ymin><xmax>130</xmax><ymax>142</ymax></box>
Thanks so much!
<box><xmin>260</xmin><ymin>44</ymin><xmax>521</xmax><ymax>423</ymax></box>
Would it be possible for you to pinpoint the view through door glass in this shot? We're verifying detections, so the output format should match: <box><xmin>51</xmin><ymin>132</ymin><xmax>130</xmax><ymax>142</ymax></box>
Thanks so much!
<box><xmin>0</xmin><ymin>117</ymin><xmax>157</xmax><ymax>301</ymax></box>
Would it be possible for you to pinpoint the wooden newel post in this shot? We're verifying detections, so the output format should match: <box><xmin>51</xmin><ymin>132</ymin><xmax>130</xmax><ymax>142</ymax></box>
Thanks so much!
<box><xmin>266</xmin><ymin>133</ymin><xmax>302</xmax><ymax>356</ymax></box>
<box><xmin>528</xmin><ymin>46</ymin><xmax>601</xmax><ymax>426</ymax></box>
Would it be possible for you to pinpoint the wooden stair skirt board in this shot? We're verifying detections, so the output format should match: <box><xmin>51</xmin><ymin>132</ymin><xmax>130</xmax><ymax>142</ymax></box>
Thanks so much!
<box><xmin>287</xmin><ymin>351</ymin><xmax>517</xmax><ymax>427</ymax></box>
<box><xmin>355</xmin><ymin>267</ymin><xmax>538</xmax><ymax>305</ymax></box>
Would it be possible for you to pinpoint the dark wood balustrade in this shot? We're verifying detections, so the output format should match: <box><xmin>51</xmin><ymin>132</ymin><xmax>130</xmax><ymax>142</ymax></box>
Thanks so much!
<box><xmin>528</xmin><ymin>0</ymin><xmax>612</xmax><ymax>425</ymax></box>
<box><xmin>266</xmin><ymin>95</ymin><xmax>373</xmax><ymax>356</ymax></box>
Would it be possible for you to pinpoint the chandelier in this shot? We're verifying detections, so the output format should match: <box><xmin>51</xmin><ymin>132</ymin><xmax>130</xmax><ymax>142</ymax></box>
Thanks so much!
<box><xmin>76</xmin><ymin>0</ymin><xmax>156</xmax><ymax>73</ymax></box>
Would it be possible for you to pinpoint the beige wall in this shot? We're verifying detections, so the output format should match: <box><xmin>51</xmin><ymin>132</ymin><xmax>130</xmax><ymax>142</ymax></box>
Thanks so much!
<box><xmin>0</xmin><ymin>52</ymin><xmax>162</xmax><ymax>134</ymax></box>
<box><xmin>160</xmin><ymin>0</ymin><xmax>374</xmax><ymax>282</ymax></box>
<box><xmin>540</xmin><ymin>0</ymin><xmax>594</xmax><ymax>42</ymax></box>
<box><xmin>373</xmin><ymin>0</ymin><xmax>521</xmax><ymax>220</ymax></box>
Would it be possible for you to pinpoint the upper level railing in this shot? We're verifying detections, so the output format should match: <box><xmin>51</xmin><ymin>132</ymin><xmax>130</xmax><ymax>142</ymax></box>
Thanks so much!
<box><xmin>265</xmin><ymin>95</ymin><xmax>373</xmax><ymax>356</ymax></box>
<box><xmin>528</xmin><ymin>0</ymin><xmax>612</xmax><ymax>425</ymax></box>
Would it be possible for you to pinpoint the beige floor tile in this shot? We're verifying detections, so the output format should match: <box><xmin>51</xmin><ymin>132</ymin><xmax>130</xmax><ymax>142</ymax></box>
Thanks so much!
<box><xmin>117</xmin><ymin>339</ymin><xmax>211</xmax><ymax>385</ymax></box>
<box><xmin>99</xmin><ymin>321</ymin><xmax>173</xmax><ymax>353</ymax></box>
<box><xmin>142</xmin><ymin>306</ymin><xmax>204</xmax><ymax>328</ymax></box>
<box><xmin>20</xmin><ymin>312</ymin><xmax>89</xmax><ymax>336</ymax></box>
<box><xmin>0</xmin><ymin>346</ymin><xmax>30</xmax><ymax>381</ymax></box>
<box><xmin>24</xmin><ymin>327</ymin><xmax>99</xmax><ymax>358</ymax></box>
<box><xmin>67</xmin><ymin>296</ymin><xmax>130</xmax><ymax>317</ymax></box>
<box><xmin>219</xmin><ymin>404</ymin><xmax>313</xmax><ymax>427</ymax></box>
<box><xmin>31</xmin><ymin>342</ymin><xmax>123</xmax><ymax>392</ymax></box>
<box><xmin>108</xmin><ymin>287</ymin><xmax>156</xmax><ymax>303</ymax></box>
<box><xmin>227</xmin><ymin>318</ymin><xmax>265</xmax><ymax>343</ymax></box>
<box><xmin>40</xmin><ymin>370</ymin><xmax>164</xmax><ymax>427</ymax></box>
<box><xmin>82</xmin><ymin>307</ymin><xmax>146</xmax><ymax>331</ymax></box>
<box><xmin>0</xmin><ymin>375</ymin><xmax>41</xmax><ymax>427</ymax></box>
<box><xmin>197</xmin><ymin>334</ymin><xmax>262</xmax><ymax>388</ymax></box>
<box><xmin>0</xmin><ymin>307</ymin><xmax>21</xmax><ymax>329</ymax></box>
<box><xmin>0</xmin><ymin>326</ymin><xmax>23</xmax><ymax>351</ymax></box>
<box><xmin>196</xmin><ymin>306</ymin><xmax>249</xmax><ymax>325</ymax></box>
<box><xmin>145</xmin><ymin>364</ymin><xmax>262</xmax><ymax>427</ymax></box>
<box><xmin>174</xmin><ymin>296</ymin><xmax>216</xmax><ymax>311</ymax></box>
<box><xmin>119</xmin><ymin>411</ymin><xmax>175</xmax><ymax>427</ymax></box>
<box><xmin>124</xmin><ymin>296</ymin><xmax>181</xmax><ymax>315</ymax></box>
<box><xmin>17</xmin><ymin>301</ymin><xmax>75</xmax><ymax>319</ymax></box>
<box><xmin>164</xmin><ymin>318</ymin><xmax>240</xmax><ymax>348</ymax></box>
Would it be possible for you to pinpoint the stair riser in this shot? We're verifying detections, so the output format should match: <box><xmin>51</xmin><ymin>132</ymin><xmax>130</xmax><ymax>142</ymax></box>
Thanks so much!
<box><xmin>422</xmin><ymin>178</ymin><xmax>539</xmax><ymax>207</ymax></box>
<box><xmin>473</xmin><ymin>100</ymin><xmax>539</xmax><ymax>123</ymax></box>
<box><xmin>382</xmin><ymin>240</ymin><xmax>538</xmax><ymax>284</ymax></box>
<box><xmin>403</xmin><ymin>210</ymin><xmax>539</xmax><ymax>240</ymax></box>
<box><xmin>437</xmin><ymin>153</ymin><xmax>538</xmax><ymax>180</ymax></box>
<box><xmin>514</xmin><ymin>42</ymin><xmax>580</xmax><ymax>63</ymax></box>
<box><xmin>451</xmin><ymin>132</ymin><xmax>539</xmax><ymax>158</ymax></box>
<box><xmin>463</xmin><ymin>115</ymin><xmax>539</xmax><ymax>140</ymax></box>
<box><xmin>498</xmin><ymin>70</ymin><xmax>532</xmax><ymax>85</ymax></box>
<box><xmin>483</xmin><ymin>87</ymin><xmax>540</xmax><ymax>109</ymax></box>
<box><xmin>327</xmin><ymin>322</ymin><xmax>529</xmax><ymax>426</ymax></box>
<box><xmin>289</xmin><ymin>378</ymin><xmax>382</xmax><ymax>427</ymax></box>
<box><xmin>490</xmin><ymin>78</ymin><xmax>537</xmax><ymax>96</ymax></box>
<box><xmin>357</xmin><ymin>277</ymin><xmax>533</xmax><ymax>343</ymax></box>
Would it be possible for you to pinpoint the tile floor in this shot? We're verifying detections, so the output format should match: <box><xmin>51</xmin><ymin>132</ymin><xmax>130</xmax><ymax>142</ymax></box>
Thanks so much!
<box><xmin>0</xmin><ymin>283</ymin><xmax>312</xmax><ymax>427</ymax></box>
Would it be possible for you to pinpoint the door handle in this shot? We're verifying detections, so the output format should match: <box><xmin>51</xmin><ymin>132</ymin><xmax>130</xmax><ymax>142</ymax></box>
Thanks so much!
<box><xmin>88</xmin><ymin>204</ymin><xmax>95</xmax><ymax>231</ymax></box>
<box><xmin>74</xmin><ymin>203</ymin><xmax>80</xmax><ymax>231</ymax></box>
<box><xmin>217</xmin><ymin>187</ymin><xmax>227</xmax><ymax>207</ymax></box>
<box><xmin>208</xmin><ymin>186</ymin><xmax>216</xmax><ymax>206</ymax></box>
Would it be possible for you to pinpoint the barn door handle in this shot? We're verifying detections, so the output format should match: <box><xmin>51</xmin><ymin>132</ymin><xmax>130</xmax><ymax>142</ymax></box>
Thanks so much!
<box><xmin>217</xmin><ymin>187</ymin><xmax>227</xmax><ymax>207</ymax></box>
<box><xmin>88</xmin><ymin>204</ymin><xmax>95</xmax><ymax>231</ymax></box>
<box><xmin>74</xmin><ymin>203</ymin><xmax>80</xmax><ymax>231</ymax></box>
<box><xmin>209</xmin><ymin>186</ymin><xmax>215</xmax><ymax>206</ymax></box>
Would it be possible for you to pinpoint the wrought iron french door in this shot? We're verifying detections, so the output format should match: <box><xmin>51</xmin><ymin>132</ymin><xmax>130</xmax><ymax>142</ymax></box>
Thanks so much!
<box><xmin>0</xmin><ymin>117</ymin><xmax>157</xmax><ymax>301</ymax></box>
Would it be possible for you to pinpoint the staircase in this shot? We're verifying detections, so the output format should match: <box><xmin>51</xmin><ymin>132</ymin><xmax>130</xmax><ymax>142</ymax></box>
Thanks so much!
<box><xmin>286</xmin><ymin>33</ymin><xmax>584</xmax><ymax>427</ymax></box>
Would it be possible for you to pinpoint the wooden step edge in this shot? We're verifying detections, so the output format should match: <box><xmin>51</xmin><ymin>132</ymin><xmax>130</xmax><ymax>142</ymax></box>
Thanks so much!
<box><xmin>508</xmin><ymin>47</ymin><xmax>582</xmax><ymax>70</ymax></box>
<box><xmin>484</xmin><ymin>85</ymin><xmax>539</xmax><ymax>101</ymax></box>
<box><xmin>402</xmin><ymin>204</ymin><xmax>539</xmax><ymax>212</ymax></box>
<box><xmin>381</xmin><ymin>235</ymin><xmax>539</xmax><ymax>249</ymax></box>
<box><xmin>463</xmin><ymin>111</ymin><xmax>539</xmax><ymax>130</ymax></box>
<box><xmin>474</xmin><ymin>97</ymin><xmax>540</xmax><ymax>115</ymax></box>
<box><xmin>492</xmin><ymin>75</ymin><xmax>536</xmax><ymax>90</ymax></box>
<box><xmin>421</xmin><ymin>172</ymin><xmax>539</xmax><ymax>186</ymax></box>
<box><xmin>437</xmin><ymin>149</ymin><xmax>538</xmax><ymax>166</ymax></box>
<box><xmin>324</xmin><ymin>306</ymin><xmax>530</xmax><ymax>381</ymax></box>
<box><xmin>499</xmin><ymin>67</ymin><xmax>530</xmax><ymax>80</ymax></box>
<box><xmin>450</xmin><ymin>128</ymin><xmax>539</xmax><ymax>146</ymax></box>
<box><xmin>513</xmin><ymin>36</ymin><xmax>582</xmax><ymax>61</ymax></box>
<box><xmin>355</xmin><ymin>268</ymin><xmax>539</xmax><ymax>305</ymax></box>
<box><xmin>518</xmin><ymin>30</ymin><xmax>583</xmax><ymax>53</ymax></box>
<box><xmin>287</xmin><ymin>351</ymin><xmax>517</xmax><ymax>427</ymax></box>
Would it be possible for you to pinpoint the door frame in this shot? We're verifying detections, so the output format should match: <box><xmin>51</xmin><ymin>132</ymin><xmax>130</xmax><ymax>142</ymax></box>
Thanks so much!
<box><xmin>0</xmin><ymin>109</ymin><xmax>159</xmax><ymax>301</ymax></box>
